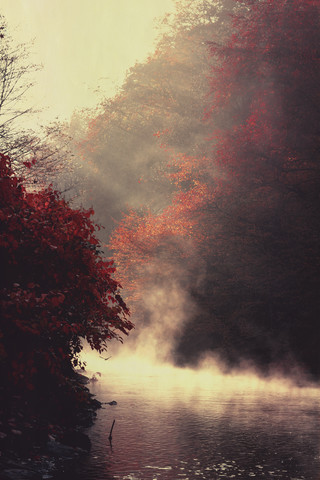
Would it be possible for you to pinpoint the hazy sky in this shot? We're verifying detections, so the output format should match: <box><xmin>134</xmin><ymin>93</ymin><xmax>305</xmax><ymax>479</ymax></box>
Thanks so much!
<box><xmin>1</xmin><ymin>0</ymin><xmax>175</xmax><ymax>129</ymax></box>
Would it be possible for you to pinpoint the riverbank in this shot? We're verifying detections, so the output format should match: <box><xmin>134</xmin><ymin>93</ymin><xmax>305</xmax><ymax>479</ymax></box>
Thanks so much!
<box><xmin>0</xmin><ymin>372</ymin><xmax>101</xmax><ymax>480</ymax></box>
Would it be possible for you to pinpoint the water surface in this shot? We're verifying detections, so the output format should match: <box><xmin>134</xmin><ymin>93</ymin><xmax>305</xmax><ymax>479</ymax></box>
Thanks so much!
<box><xmin>75</xmin><ymin>362</ymin><xmax>320</xmax><ymax>480</ymax></box>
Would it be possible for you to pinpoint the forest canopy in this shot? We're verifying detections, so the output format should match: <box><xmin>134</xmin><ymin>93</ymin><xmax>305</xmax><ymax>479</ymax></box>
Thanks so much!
<box><xmin>1</xmin><ymin>0</ymin><xmax>319</xmax><ymax>390</ymax></box>
<box><xmin>106</xmin><ymin>0</ymin><xmax>320</xmax><ymax>380</ymax></box>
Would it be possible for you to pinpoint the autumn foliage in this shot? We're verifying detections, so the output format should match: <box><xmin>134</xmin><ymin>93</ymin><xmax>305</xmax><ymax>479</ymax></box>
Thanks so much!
<box><xmin>0</xmin><ymin>153</ymin><xmax>132</xmax><ymax>395</ymax></box>
<box><xmin>110</xmin><ymin>0</ymin><xmax>320</xmax><ymax>379</ymax></box>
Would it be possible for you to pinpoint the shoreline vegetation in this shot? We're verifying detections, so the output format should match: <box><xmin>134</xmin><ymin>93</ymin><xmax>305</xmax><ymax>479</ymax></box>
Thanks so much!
<box><xmin>0</xmin><ymin>152</ymin><xmax>132</xmax><ymax>479</ymax></box>
<box><xmin>0</xmin><ymin>15</ymin><xmax>132</xmax><ymax>479</ymax></box>
<box><xmin>0</xmin><ymin>371</ymin><xmax>101</xmax><ymax>480</ymax></box>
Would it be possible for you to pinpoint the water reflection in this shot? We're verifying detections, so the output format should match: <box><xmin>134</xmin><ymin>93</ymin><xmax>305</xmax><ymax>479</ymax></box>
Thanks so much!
<box><xmin>75</xmin><ymin>356</ymin><xmax>320</xmax><ymax>480</ymax></box>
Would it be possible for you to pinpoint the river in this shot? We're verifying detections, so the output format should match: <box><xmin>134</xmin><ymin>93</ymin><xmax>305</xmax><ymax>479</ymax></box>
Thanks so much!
<box><xmin>74</xmin><ymin>357</ymin><xmax>320</xmax><ymax>480</ymax></box>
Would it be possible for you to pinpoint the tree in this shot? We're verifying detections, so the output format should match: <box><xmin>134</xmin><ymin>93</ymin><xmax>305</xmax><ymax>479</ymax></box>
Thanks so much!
<box><xmin>0</xmin><ymin>17</ymin><xmax>37</xmax><ymax>144</ymax></box>
<box><xmin>70</xmin><ymin>0</ymin><xmax>226</xmax><ymax>241</ymax></box>
<box><xmin>110</xmin><ymin>0</ymin><xmax>320</xmax><ymax>380</ymax></box>
<box><xmin>0</xmin><ymin>153</ymin><xmax>133</xmax><ymax>401</ymax></box>
<box><xmin>193</xmin><ymin>0</ymin><xmax>320</xmax><ymax>377</ymax></box>
<box><xmin>0</xmin><ymin>17</ymin><xmax>80</xmax><ymax>195</ymax></box>
<box><xmin>0</xmin><ymin>16</ymin><xmax>45</xmax><ymax>166</ymax></box>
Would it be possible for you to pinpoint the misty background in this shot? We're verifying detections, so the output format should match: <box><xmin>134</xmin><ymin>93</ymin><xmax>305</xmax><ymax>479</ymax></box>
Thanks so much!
<box><xmin>2</xmin><ymin>0</ymin><xmax>320</xmax><ymax>384</ymax></box>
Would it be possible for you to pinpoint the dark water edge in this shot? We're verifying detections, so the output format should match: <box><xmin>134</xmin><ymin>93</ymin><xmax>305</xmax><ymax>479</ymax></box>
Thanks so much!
<box><xmin>0</xmin><ymin>372</ymin><xmax>100</xmax><ymax>480</ymax></box>
<box><xmin>71</xmin><ymin>368</ymin><xmax>320</xmax><ymax>480</ymax></box>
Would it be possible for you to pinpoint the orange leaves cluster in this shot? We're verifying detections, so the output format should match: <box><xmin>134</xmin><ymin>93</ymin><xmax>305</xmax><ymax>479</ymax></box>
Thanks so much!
<box><xmin>109</xmin><ymin>152</ymin><xmax>215</xmax><ymax>300</ymax></box>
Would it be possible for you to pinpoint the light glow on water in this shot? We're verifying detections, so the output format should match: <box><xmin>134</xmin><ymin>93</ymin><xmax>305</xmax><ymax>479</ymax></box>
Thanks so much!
<box><xmin>81</xmin><ymin>347</ymin><xmax>320</xmax><ymax>402</ymax></box>
<box><xmin>77</xmin><ymin>349</ymin><xmax>320</xmax><ymax>480</ymax></box>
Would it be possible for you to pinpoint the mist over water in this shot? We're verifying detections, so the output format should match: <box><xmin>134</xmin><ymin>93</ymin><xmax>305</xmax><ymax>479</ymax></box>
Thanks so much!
<box><xmin>70</xmin><ymin>1</ymin><xmax>320</xmax><ymax>477</ymax></box>
<box><xmin>78</xmin><ymin>347</ymin><xmax>320</xmax><ymax>480</ymax></box>
<box><xmin>68</xmin><ymin>0</ymin><xmax>320</xmax><ymax>386</ymax></box>
<box><xmin>85</xmin><ymin>249</ymin><xmax>319</xmax><ymax>387</ymax></box>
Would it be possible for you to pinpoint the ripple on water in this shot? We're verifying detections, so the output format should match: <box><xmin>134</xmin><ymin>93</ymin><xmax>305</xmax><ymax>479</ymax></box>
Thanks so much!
<box><xmin>75</xmin><ymin>365</ymin><xmax>320</xmax><ymax>480</ymax></box>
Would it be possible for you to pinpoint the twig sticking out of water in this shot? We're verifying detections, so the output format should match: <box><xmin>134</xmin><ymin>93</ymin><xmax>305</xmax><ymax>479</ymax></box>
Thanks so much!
<box><xmin>109</xmin><ymin>419</ymin><xmax>115</xmax><ymax>441</ymax></box>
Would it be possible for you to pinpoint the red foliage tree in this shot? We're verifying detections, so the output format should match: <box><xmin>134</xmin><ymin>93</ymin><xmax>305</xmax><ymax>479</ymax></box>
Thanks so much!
<box><xmin>110</xmin><ymin>0</ymin><xmax>320</xmax><ymax>378</ymax></box>
<box><xmin>0</xmin><ymin>153</ymin><xmax>133</xmax><ymax>394</ymax></box>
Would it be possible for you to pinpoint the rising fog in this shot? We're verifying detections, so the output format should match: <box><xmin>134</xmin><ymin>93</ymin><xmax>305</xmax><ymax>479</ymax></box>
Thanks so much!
<box><xmin>59</xmin><ymin>0</ymin><xmax>320</xmax><ymax>385</ymax></box>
